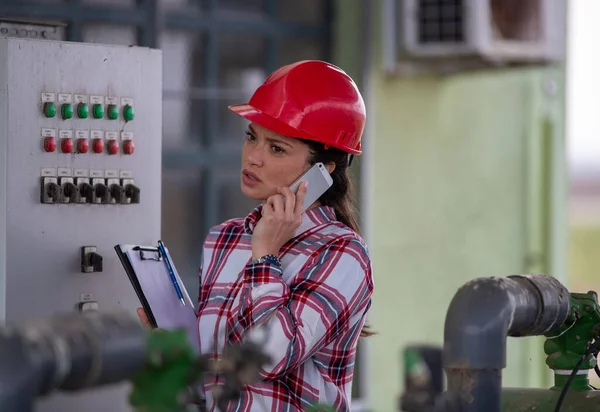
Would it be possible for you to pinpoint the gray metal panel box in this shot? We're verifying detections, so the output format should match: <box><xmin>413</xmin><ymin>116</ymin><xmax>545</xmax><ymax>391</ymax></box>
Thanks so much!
<box><xmin>0</xmin><ymin>36</ymin><xmax>162</xmax><ymax>411</ymax></box>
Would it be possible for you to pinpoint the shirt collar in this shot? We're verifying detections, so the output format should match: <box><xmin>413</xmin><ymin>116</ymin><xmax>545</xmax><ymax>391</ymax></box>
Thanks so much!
<box><xmin>243</xmin><ymin>204</ymin><xmax>337</xmax><ymax>236</ymax></box>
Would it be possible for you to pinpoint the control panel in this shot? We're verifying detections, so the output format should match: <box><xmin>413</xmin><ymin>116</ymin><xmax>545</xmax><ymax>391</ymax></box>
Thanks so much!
<box><xmin>0</xmin><ymin>36</ymin><xmax>162</xmax><ymax>412</ymax></box>
<box><xmin>39</xmin><ymin>94</ymin><xmax>139</xmax><ymax>205</ymax></box>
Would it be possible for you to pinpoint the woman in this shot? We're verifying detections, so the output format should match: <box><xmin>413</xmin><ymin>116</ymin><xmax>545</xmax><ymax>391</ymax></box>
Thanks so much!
<box><xmin>139</xmin><ymin>60</ymin><xmax>374</xmax><ymax>411</ymax></box>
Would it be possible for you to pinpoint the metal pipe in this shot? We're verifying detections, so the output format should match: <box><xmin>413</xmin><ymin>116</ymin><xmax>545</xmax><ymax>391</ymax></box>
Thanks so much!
<box><xmin>441</xmin><ymin>274</ymin><xmax>571</xmax><ymax>412</ymax></box>
<box><xmin>0</xmin><ymin>310</ymin><xmax>147</xmax><ymax>412</ymax></box>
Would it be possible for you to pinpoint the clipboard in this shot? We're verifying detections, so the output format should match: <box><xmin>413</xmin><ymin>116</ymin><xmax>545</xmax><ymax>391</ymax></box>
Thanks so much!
<box><xmin>115</xmin><ymin>243</ymin><xmax>199</xmax><ymax>353</ymax></box>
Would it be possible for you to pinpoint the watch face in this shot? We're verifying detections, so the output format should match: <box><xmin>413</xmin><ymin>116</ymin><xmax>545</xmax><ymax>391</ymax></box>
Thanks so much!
<box><xmin>252</xmin><ymin>255</ymin><xmax>281</xmax><ymax>266</ymax></box>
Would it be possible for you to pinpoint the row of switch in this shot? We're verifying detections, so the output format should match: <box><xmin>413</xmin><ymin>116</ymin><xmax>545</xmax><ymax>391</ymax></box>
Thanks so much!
<box><xmin>43</xmin><ymin>137</ymin><xmax>134</xmax><ymax>155</ymax></box>
<box><xmin>41</xmin><ymin>177</ymin><xmax>140</xmax><ymax>205</ymax></box>
<box><xmin>43</xmin><ymin>102</ymin><xmax>134</xmax><ymax>121</ymax></box>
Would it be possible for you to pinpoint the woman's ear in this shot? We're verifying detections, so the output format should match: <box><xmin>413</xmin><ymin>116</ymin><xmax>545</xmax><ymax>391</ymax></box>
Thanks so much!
<box><xmin>325</xmin><ymin>162</ymin><xmax>336</xmax><ymax>174</ymax></box>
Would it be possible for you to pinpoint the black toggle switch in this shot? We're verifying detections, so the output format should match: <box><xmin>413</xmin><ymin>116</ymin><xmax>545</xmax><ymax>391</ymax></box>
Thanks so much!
<box><xmin>125</xmin><ymin>184</ymin><xmax>140</xmax><ymax>204</ymax></box>
<box><xmin>94</xmin><ymin>182</ymin><xmax>108</xmax><ymax>203</ymax></box>
<box><xmin>63</xmin><ymin>182</ymin><xmax>80</xmax><ymax>202</ymax></box>
<box><xmin>79</xmin><ymin>182</ymin><xmax>94</xmax><ymax>203</ymax></box>
<box><xmin>46</xmin><ymin>182</ymin><xmax>62</xmax><ymax>203</ymax></box>
<box><xmin>81</xmin><ymin>246</ymin><xmax>103</xmax><ymax>273</ymax></box>
<box><xmin>88</xmin><ymin>252</ymin><xmax>103</xmax><ymax>271</ymax></box>
<box><xmin>109</xmin><ymin>183</ymin><xmax>125</xmax><ymax>204</ymax></box>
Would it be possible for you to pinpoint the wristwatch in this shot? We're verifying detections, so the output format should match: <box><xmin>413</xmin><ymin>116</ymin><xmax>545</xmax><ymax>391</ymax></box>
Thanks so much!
<box><xmin>252</xmin><ymin>254</ymin><xmax>281</xmax><ymax>266</ymax></box>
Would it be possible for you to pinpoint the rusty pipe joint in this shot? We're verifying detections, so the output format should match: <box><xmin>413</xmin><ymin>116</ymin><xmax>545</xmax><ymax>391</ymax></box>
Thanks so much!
<box><xmin>442</xmin><ymin>274</ymin><xmax>570</xmax><ymax>412</ymax></box>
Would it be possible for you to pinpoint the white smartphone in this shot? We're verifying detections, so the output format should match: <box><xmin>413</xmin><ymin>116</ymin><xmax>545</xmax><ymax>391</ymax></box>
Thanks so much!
<box><xmin>289</xmin><ymin>162</ymin><xmax>333</xmax><ymax>213</ymax></box>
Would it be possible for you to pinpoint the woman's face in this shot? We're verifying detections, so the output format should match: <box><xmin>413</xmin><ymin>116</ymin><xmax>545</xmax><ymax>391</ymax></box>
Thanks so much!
<box><xmin>240</xmin><ymin>122</ymin><xmax>312</xmax><ymax>201</ymax></box>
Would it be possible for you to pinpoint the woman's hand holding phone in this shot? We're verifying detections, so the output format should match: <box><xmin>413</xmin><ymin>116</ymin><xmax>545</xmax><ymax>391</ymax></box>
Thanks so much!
<box><xmin>252</xmin><ymin>182</ymin><xmax>308</xmax><ymax>260</ymax></box>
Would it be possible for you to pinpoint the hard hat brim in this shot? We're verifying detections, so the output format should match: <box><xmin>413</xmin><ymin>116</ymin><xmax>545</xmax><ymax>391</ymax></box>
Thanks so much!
<box><xmin>228</xmin><ymin>103</ymin><xmax>362</xmax><ymax>155</ymax></box>
<box><xmin>228</xmin><ymin>103</ymin><xmax>313</xmax><ymax>140</ymax></box>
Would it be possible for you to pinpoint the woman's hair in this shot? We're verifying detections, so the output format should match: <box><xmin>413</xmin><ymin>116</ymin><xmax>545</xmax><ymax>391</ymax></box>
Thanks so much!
<box><xmin>301</xmin><ymin>139</ymin><xmax>375</xmax><ymax>338</ymax></box>
<box><xmin>302</xmin><ymin>140</ymin><xmax>360</xmax><ymax>233</ymax></box>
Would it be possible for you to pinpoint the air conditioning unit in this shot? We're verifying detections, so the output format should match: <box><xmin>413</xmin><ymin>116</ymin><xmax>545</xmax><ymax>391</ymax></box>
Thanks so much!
<box><xmin>382</xmin><ymin>0</ymin><xmax>566</xmax><ymax>74</ymax></box>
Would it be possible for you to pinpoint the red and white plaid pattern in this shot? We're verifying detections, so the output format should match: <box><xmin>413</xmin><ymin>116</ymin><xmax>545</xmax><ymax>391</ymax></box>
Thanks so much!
<box><xmin>195</xmin><ymin>204</ymin><xmax>374</xmax><ymax>411</ymax></box>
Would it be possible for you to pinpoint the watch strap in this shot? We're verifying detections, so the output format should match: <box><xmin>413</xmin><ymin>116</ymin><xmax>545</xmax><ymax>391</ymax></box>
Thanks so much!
<box><xmin>252</xmin><ymin>254</ymin><xmax>281</xmax><ymax>266</ymax></box>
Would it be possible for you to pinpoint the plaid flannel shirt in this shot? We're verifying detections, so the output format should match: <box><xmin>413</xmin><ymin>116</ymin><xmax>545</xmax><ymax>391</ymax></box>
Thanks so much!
<box><xmin>195</xmin><ymin>204</ymin><xmax>374</xmax><ymax>411</ymax></box>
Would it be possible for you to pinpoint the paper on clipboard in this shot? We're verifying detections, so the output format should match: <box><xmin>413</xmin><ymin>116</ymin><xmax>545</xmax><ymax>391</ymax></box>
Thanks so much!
<box><xmin>115</xmin><ymin>244</ymin><xmax>199</xmax><ymax>353</ymax></box>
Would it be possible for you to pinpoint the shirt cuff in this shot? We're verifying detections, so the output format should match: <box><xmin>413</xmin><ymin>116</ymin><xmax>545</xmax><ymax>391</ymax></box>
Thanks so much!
<box><xmin>245</xmin><ymin>259</ymin><xmax>284</xmax><ymax>286</ymax></box>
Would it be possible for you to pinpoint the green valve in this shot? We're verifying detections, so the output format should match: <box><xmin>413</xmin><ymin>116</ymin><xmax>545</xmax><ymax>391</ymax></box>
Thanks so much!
<box><xmin>77</xmin><ymin>103</ymin><xmax>89</xmax><ymax>119</ymax></box>
<box><xmin>43</xmin><ymin>102</ymin><xmax>56</xmax><ymax>118</ymax></box>
<box><xmin>61</xmin><ymin>103</ymin><xmax>73</xmax><ymax>120</ymax></box>
<box><xmin>107</xmin><ymin>104</ymin><xmax>119</xmax><ymax>120</ymax></box>
<box><xmin>92</xmin><ymin>103</ymin><xmax>104</xmax><ymax>119</ymax></box>
<box><xmin>123</xmin><ymin>105</ymin><xmax>134</xmax><ymax>121</ymax></box>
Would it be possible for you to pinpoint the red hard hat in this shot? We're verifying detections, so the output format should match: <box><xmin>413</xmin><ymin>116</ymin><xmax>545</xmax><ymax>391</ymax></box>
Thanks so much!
<box><xmin>228</xmin><ymin>60</ymin><xmax>366</xmax><ymax>155</ymax></box>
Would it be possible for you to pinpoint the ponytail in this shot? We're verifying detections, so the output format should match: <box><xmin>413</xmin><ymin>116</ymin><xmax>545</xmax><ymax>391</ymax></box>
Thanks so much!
<box><xmin>302</xmin><ymin>140</ymin><xmax>375</xmax><ymax>338</ymax></box>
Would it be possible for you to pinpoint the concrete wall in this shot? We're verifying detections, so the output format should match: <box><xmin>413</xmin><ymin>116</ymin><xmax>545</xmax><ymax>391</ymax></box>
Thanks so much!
<box><xmin>333</xmin><ymin>2</ymin><xmax>567</xmax><ymax>411</ymax></box>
